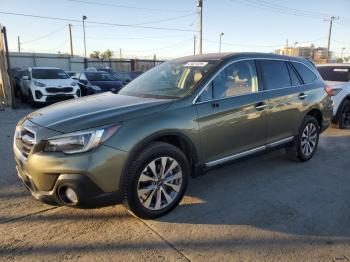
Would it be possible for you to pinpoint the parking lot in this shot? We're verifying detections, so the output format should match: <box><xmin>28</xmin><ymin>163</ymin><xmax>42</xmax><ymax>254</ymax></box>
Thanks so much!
<box><xmin>1</xmin><ymin>107</ymin><xmax>350</xmax><ymax>261</ymax></box>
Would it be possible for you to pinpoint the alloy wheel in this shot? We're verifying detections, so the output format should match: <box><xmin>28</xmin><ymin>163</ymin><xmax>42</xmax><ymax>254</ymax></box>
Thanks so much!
<box><xmin>137</xmin><ymin>157</ymin><xmax>183</xmax><ymax>211</ymax></box>
<box><xmin>301</xmin><ymin>123</ymin><xmax>318</xmax><ymax>157</ymax></box>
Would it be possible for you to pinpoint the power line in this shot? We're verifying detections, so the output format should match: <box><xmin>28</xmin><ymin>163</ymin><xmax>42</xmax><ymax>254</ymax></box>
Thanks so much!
<box><xmin>0</xmin><ymin>11</ymin><xmax>198</xmax><ymax>32</ymax></box>
<box><xmin>232</xmin><ymin>0</ymin><xmax>349</xmax><ymax>21</ymax></box>
<box><xmin>65</xmin><ymin>0</ymin><xmax>190</xmax><ymax>13</ymax></box>
<box><xmin>21</xmin><ymin>24</ymin><xmax>67</xmax><ymax>44</ymax></box>
<box><xmin>129</xmin><ymin>12</ymin><xmax>196</xmax><ymax>26</ymax></box>
<box><xmin>204</xmin><ymin>37</ymin><xmax>327</xmax><ymax>48</ymax></box>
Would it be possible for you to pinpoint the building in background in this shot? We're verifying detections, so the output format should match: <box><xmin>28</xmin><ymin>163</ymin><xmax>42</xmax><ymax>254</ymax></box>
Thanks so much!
<box><xmin>274</xmin><ymin>44</ymin><xmax>333</xmax><ymax>64</ymax></box>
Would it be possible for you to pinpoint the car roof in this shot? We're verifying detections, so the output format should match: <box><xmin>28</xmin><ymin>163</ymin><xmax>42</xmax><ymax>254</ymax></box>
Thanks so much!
<box><xmin>316</xmin><ymin>63</ymin><xmax>350</xmax><ymax>67</ymax></box>
<box><xmin>174</xmin><ymin>52</ymin><xmax>309</xmax><ymax>63</ymax></box>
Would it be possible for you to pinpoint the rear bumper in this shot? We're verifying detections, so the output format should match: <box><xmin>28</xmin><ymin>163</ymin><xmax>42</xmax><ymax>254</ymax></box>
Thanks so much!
<box><xmin>16</xmin><ymin>166</ymin><xmax>123</xmax><ymax>207</ymax></box>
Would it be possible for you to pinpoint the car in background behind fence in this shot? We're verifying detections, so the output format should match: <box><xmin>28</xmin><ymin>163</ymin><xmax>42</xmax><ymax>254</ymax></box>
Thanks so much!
<box><xmin>19</xmin><ymin>67</ymin><xmax>81</xmax><ymax>105</ymax></box>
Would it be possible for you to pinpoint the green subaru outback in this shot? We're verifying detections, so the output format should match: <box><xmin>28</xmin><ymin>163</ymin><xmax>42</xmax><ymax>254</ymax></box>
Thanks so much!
<box><xmin>14</xmin><ymin>53</ymin><xmax>333</xmax><ymax>219</ymax></box>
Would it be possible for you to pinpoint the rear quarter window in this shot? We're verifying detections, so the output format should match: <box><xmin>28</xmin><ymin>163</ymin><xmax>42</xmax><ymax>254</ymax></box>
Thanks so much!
<box><xmin>292</xmin><ymin>62</ymin><xmax>317</xmax><ymax>84</ymax></box>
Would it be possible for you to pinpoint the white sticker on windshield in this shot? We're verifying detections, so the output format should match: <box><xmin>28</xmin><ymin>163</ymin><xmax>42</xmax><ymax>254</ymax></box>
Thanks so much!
<box><xmin>334</xmin><ymin>68</ymin><xmax>349</xmax><ymax>72</ymax></box>
<box><xmin>185</xmin><ymin>62</ymin><xmax>208</xmax><ymax>67</ymax></box>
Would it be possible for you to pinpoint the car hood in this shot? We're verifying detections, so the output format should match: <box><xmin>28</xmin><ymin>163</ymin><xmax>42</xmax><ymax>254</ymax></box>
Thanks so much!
<box><xmin>33</xmin><ymin>78</ymin><xmax>75</xmax><ymax>87</ymax></box>
<box><xmin>26</xmin><ymin>93</ymin><xmax>172</xmax><ymax>133</ymax></box>
<box><xmin>90</xmin><ymin>80</ymin><xmax>122</xmax><ymax>91</ymax></box>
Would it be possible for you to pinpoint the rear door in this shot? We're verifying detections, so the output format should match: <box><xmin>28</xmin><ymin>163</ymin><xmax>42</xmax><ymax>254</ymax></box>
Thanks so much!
<box><xmin>257</xmin><ymin>59</ymin><xmax>305</xmax><ymax>143</ymax></box>
<box><xmin>195</xmin><ymin>59</ymin><xmax>268</xmax><ymax>165</ymax></box>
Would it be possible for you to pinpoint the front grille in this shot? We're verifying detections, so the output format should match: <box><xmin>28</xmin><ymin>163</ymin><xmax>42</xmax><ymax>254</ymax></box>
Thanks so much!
<box><xmin>46</xmin><ymin>87</ymin><xmax>73</xmax><ymax>93</ymax></box>
<box><xmin>15</xmin><ymin>127</ymin><xmax>36</xmax><ymax>159</ymax></box>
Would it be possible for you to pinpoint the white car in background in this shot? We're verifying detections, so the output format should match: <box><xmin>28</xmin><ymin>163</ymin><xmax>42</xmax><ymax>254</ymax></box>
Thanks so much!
<box><xmin>20</xmin><ymin>67</ymin><xmax>81</xmax><ymax>105</ymax></box>
<box><xmin>317</xmin><ymin>64</ymin><xmax>350</xmax><ymax>129</ymax></box>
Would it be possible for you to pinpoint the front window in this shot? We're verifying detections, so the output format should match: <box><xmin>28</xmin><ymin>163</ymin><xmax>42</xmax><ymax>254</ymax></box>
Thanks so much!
<box><xmin>32</xmin><ymin>69</ymin><xmax>69</xmax><ymax>79</ymax></box>
<box><xmin>119</xmin><ymin>60</ymin><xmax>216</xmax><ymax>99</ymax></box>
<box><xmin>318</xmin><ymin>66</ymin><xmax>350</xmax><ymax>82</ymax></box>
<box><xmin>86</xmin><ymin>72</ymin><xmax>117</xmax><ymax>81</ymax></box>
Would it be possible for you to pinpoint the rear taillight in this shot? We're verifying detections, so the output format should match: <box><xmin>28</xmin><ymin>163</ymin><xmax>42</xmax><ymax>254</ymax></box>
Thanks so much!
<box><xmin>324</xmin><ymin>85</ymin><xmax>334</xmax><ymax>96</ymax></box>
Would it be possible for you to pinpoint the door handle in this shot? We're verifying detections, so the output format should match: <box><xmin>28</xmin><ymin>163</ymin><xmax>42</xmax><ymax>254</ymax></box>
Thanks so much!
<box><xmin>298</xmin><ymin>93</ymin><xmax>308</xmax><ymax>100</ymax></box>
<box><xmin>254</xmin><ymin>102</ymin><xmax>267</xmax><ymax>111</ymax></box>
<box><xmin>211</xmin><ymin>102</ymin><xmax>219</xmax><ymax>108</ymax></box>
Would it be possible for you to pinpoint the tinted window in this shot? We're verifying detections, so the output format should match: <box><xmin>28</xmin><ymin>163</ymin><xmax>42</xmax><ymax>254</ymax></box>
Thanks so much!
<box><xmin>86</xmin><ymin>72</ymin><xmax>117</xmax><ymax>81</ymax></box>
<box><xmin>211</xmin><ymin>60</ymin><xmax>258</xmax><ymax>99</ymax></box>
<box><xmin>292</xmin><ymin>62</ymin><xmax>317</xmax><ymax>84</ymax></box>
<box><xmin>287</xmin><ymin>63</ymin><xmax>302</xmax><ymax>86</ymax></box>
<box><xmin>260</xmin><ymin>60</ymin><xmax>291</xmax><ymax>90</ymax></box>
<box><xmin>317</xmin><ymin>66</ymin><xmax>350</xmax><ymax>82</ymax></box>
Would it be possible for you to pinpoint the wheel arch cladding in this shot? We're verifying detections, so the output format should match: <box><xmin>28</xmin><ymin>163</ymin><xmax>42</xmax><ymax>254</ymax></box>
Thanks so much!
<box><xmin>306</xmin><ymin>108</ymin><xmax>323</xmax><ymax>129</ymax></box>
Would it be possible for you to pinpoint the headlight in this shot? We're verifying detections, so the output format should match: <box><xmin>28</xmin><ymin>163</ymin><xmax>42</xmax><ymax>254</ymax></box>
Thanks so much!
<box><xmin>91</xmin><ymin>85</ymin><xmax>101</xmax><ymax>91</ymax></box>
<box><xmin>34</xmin><ymin>81</ymin><xmax>46</xmax><ymax>87</ymax></box>
<box><xmin>44</xmin><ymin>125</ymin><xmax>120</xmax><ymax>154</ymax></box>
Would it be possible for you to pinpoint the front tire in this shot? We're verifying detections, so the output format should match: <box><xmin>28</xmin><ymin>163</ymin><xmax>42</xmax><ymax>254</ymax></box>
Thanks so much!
<box><xmin>286</xmin><ymin>115</ymin><xmax>320</xmax><ymax>162</ymax></box>
<box><xmin>337</xmin><ymin>100</ymin><xmax>350</xmax><ymax>129</ymax></box>
<box><xmin>123</xmin><ymin>142</ymin><xmax>189</xmax><ymax>219</ymax></box>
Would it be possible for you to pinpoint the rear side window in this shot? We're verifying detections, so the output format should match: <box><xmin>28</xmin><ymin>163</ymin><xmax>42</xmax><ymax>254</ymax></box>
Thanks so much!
<box><xmin>292</xmin><ymin>62</ymin><xmax>317</xmax><ymax>84</ymax></box>
<box><xmin>287</xmin><ymin>63</ymin><xmax>302</xmax><ymax>86</ymax></box>
<box><xmin>259</xmin><ymin>60</ymin><xmax>291</xmax><ymax>90</ymax></box>
<box><xmin>317</xmin><ymin>66</ymin><xmax>350</xmax><ymax>82</ymax></box>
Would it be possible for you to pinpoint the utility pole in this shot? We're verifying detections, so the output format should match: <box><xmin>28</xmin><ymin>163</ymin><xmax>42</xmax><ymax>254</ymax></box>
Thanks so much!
<box><xmin>82</xmin><ymin>15</ymin><xmax>87</xmax><ymax>58</ymax></box>
<box><xmin>219</xmin><ymin>32</ymin><xmax>224</xmax><ymax>53</ymax></box>
<box><xmin>197</xmin><ymin>0</ymin><xmax>203</xmax><ymax>54</ymax></box>
<box><xmin>326</xmin><ymin>16</ymin><xmax>338</xmax><ymax>63</ymax></box>
<box><xmin>68</xmin><ymin>24</ymin><xmax>74</xmax><ymax>57</ymax></box>
<box><xmin>17</xmin><ymin>36</ymin><xmax>20</xmax><ymax>53</ymax></box>
<box><xmin>193</xmin><ymin>35</ymin><xmax>196</xmax><ymax>55</ymax></box>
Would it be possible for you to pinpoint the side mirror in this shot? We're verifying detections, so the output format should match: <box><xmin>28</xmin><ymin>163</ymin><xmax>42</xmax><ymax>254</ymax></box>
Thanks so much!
<box><xmin>22</xmin><ymin>75</ymin><xmax>29</xmax><ymax>81</ymax></box>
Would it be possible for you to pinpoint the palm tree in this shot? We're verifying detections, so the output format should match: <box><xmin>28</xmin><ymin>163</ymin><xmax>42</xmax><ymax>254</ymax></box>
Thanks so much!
<box><xmin>89</xmin><ymin>51</ymin><xmax>101</xmax><ymax>59</ymax></box>
<box><xmin>101</xmin><ymin>49</ymin><xmax>114</xmax><ymax>60</ymax></box>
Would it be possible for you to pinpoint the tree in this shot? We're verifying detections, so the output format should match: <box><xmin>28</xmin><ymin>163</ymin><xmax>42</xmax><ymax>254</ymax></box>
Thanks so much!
<box><xmin>343</xmin><ymin>56</ymin><xmax>350</xmax><ymax>63</ymax></box>
<box><xmin>101</xmin><ymin>49</ymin><xmax>114</xmax><ymax>60</ymax></box>
<box><xmin>89</xmin><ymin>51</ymin><xmax>101</xmax><ymax>59</ymax></box>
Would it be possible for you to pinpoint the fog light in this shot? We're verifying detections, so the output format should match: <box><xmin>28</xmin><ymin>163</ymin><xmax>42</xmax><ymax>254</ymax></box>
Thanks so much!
<box><xmin>65</xmin><ymin>187</ymin><xmax>78</xmax><ymax>204</ymax></box>
<box><xmin>35</xmin><ymin>90</ymin><xmax>43</xmax><ymax>99</ymax></box>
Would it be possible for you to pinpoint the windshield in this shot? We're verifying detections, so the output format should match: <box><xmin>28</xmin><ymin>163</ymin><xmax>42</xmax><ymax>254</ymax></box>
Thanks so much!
<box><xmin>86</xmin><ymin>72</ymin><xmax>118</xmax><ymax>81</ymax></box>
<box><xmin>32</xmin><ymin>69</ymin><xmax>69</xmax><ymax>79</ymax></box>
<box><xmin>119</xmin><ymin>60</ymin><xmax>216</xmax><ymax>99</ymax></box>
<box><xmin>318</xmin><ymin>66</ymin><xmax>350</xmax><ymax>82</ymax></box>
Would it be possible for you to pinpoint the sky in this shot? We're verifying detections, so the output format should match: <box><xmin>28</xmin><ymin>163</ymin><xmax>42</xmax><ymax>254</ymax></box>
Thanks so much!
<box><xmin>0</xmin><ymin>0</ymin><xmax>349</xmax><ymax>59</ymax></box>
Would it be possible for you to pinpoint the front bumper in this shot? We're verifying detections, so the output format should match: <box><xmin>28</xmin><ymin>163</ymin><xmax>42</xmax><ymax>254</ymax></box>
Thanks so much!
<box><xmin>14</xmin><ymin>143</ymin><xmax>128</xmax><ymax>208</ymax></box>
<box><xmin>17</xmin><ymin>167</ymin><xmax>122</xmax><ymax>207</ymax></box>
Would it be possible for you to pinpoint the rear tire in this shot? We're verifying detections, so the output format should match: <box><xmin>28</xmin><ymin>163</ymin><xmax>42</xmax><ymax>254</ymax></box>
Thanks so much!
<box><xmin>337</xmin><ymin>100</ymin><xmax>350</xmax><ymax>129</ymax></box>
<box><xmin>123</xmin><ymin>142</ymin><xmax>189</xmax><ymax>219</ymax></box>
<box><xmin>285</xmin><ymin>115</ymin><xmax>320</xmax><ymax>162</ymax></box>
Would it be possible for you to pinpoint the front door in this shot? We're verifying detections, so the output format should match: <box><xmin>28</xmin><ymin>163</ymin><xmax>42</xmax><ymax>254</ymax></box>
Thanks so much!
<box><xmin>195</xmin><ymin>60</ymin><xmax>268</xmax><ymax>165</ymax></box>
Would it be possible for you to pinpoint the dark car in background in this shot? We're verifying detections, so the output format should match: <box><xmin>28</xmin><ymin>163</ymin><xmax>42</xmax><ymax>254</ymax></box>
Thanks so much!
<box><xmin>73</xmin><ymin>71</ymin><xmax>123</xmax><ymax>95</ymax></box>
<box><xmin>12</xmin><ymin>69</ymin><xmax>27</xmax><ymax>98</ymax></box>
